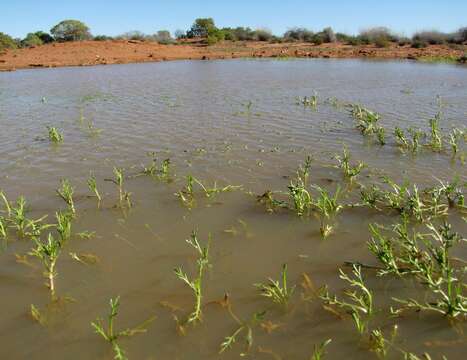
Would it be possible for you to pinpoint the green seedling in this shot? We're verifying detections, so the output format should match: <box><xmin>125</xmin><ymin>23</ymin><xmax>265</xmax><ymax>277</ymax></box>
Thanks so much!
<box><xmin>288</xmin><ymin>177</ymin><xmax>312</xmax><ymax>217</ymax></box>
<box><xmin>312</xmin><ymin>185</ymin><xmax>343</xmax><ymax>238</ymax></box>
<box><xmin>394</xmin><ymin>127</ymin><xmax>409</xmax><ymax>149</ymax></box>
<box><xmin>56</xmin><ymin>179</ymin><xmax>75</xmax><ymax>214</ymax></box>
<box><xmin>310</xmin><ymin>339</ymin><xmax>332</xmax><ymax>360</ymax></box>
<box><xmin>87</xmin><ymin>174</ymin><xmax>102</xmax><ymax>204</ymax></box>
<box><xmin>376</xmin><ymin>127</ymin><xmax>386</xmax><ymax>145</ymax></box>
<box><xmin>448</xmin><ymin>128</ymin><xmax>463</xmax><ymax>154</ymax></box>
<box><xmin>175</xmin><ymin>175</ymin><xmax>195</xmax><ymax>208</ymax></box>
<box><xmin>92</xmin><ymin>296</ymin><xmax>155</xmax><ymax>360</ymax></box>
<box><xmin>335</xmin><ymin>148</ymin><xmax>365</xmax><ymax>181</ymax></box>
<box><xmin>320</xmin><ymin>265</ymin><xmax>374</xmax><ymax>334</ymax></box>
<box><xmin>428</xmin><ymin>112</ymin><xmax>443</xmax><ymax>151</ymax></box>
<box><xmin>29</xmin><ymin>233</ymin><xmax>62</xmax><ymax>297</ymax></box>
<box><xmin>256</xmin><ymin>190</ymin><xmax>288</xmax><ymax>213</ymax></box>
<box><xmin>47</xmin><ymin>126</ymin><xmax>63</xmax><ymax>143</ymax></box>
<box><xmin>142</xmin><ymin>153</ymin><xmax>171</xmax><ymax>181</ymax></box>
<box><xmin>0</xmin><ymin>216</ymin><xmax>6</xmax><ymax>239</ymax></box>
<box><xmin>219</xmin><ymin>310</ymin><xmax>266</xmax><ymax>354</ymax></box>
<box><xmin>254</xmin><ymin>264</ymin><xmax>295</xmax><ymax>309</ymax></box>
<box><xmin>351</xmin><ymin>105</ymin><xmax>381</xmax><ymax>135</ymax></box>
<box><xmin>111</xmin><ymin>167</ymin><xmax>131</xmax><ymax>208</ymax></box>
<box><xmin>298</xmin><ymin>92</ymin><xmax>318</xmax><ymax>108</ymax></box>
<box><xmin>174</xmin><ymin>231</ymin><xmax>211</xmax><ymax>324</ymax></box>
<box><xmin>55</xmin><ymin>211</ymin><xmax>72</xmax><ymax>242</ymax></box>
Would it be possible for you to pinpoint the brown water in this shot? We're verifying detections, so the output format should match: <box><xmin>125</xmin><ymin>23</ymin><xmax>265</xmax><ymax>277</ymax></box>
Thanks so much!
<box><xmin>0</xmin><ymin>59</ymin><xmax>466</xmax><ymax>360</ymax></box>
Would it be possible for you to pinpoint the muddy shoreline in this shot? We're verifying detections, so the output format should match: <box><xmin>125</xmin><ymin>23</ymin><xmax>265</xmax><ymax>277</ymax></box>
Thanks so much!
<box><xmin>0</xmin><ymin>40</ymin><xmax>466</xmax><ymax>71</ymax></box>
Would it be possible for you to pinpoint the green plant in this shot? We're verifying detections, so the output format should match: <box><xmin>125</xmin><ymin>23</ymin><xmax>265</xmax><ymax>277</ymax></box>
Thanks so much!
<box><xmin>288</xmin><ymin>177</ymin><xmax>312</xmax><ymax>216</ymax></box>
<box><xmin>310</xmin><ymin>339</ymin><xmax>332</xmax><ymax>360</ymax></box>
<box><xmin>87</xmin><ymin>174</ymin><xmax>102</xmax><ymax>204</ymax></box>
<box><xmin>254</xmin><ymin>264</ymin><xmax>295</xmax><ymax>308</ymax></box>
<box><xmin>50</xmin><ymin>19</ymin><xmax>91</xmax><ymax>41</ymax></box>
<box><xmin>56</xmin><ymin>179</ymin><xmax>75</xmax><ymax>214</ymax></box>
<box><xmin>55</xmin><ymin>211</ymin><xmax>72</xmax><ymax>242</ymax></box>
<box><xmin>351</xmin><ymin>105</ymin><xmax>381</xmax><ymax>135</ymax></box>
<box><xmin>428</xmin><ymin>112</ymin><xmax>443</xmax><ymax>151</ymax></box>
<box><xmin>29</xmin><ymin>233</ymin><xmax>62</xmax><ymax>296</ymax></box>
<box><xmin>219</xmin><ymin>310</ymin><xmax>266</xmax><ymax>354</ymax></box>
<box><xmin>448</xmin><ymin>128</ymin><xmax>463</xmax><ymax>154</ymax></box>
<box><xmin>174</xmin><ymin>231</ymin><xmax>211</xmax><ymax>324</ymax></box>
<box><xmin>47</xmin><ymin>126</ymin><xmax>63</xmax><ymax>143</ymax></box>
<box><xmin>376</xmin><ymin>127</ymin><xmax>386</xmax><ymax>145</ymax></box>
<box><xmin>320</xmin><ymin>265</ymin><xmax>374</xmax><ymax>334</ymax></box>
<box><xmin>92</xmin><ymin>296</ymin><xmax>155</xmax><ymax>360</ymax></box>
<box><xmin>141</xmin><ymin>153</ymin><xmax>171</xmax><ymax>181</ymax></box>
<box><xmin>335</xmin><ymin>147</ymin><xmax>365</xmax><ymax>181</ymax></box>
<box><xmin>112</xmin><ymin>167</ymin><xmax>131</xmax><ymax>208</ymax></box>
<box><xmin>312</xmin><ymin>185</ymin><xmax>343</xmax><ymax>238</ymax></box>
<box><xmin>297</xmin><ymin>92</ymin><xmax>318</xmax><ymax>108</ymax></box>
<box><xmin>394</xmin><ymin>127</ymin><xmax>408</xmax><ymax>149</ymax></box>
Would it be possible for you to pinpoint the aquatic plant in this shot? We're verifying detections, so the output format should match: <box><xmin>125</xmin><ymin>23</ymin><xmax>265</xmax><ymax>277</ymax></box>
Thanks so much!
<box><xmin>335</xmin><ymin>147</ymin><xmax>365</xmax><ymax>181</ymax></box>
<box><xmin>92</xmin><ymin>296</ymin><xmax>155</xmax><ymax>360</ymax></box>
<box><xmin>320</xmin><ymin>264</ymin><xmax>374</xmax><ymax>334</ymax></box>
<box><xmin>312</xmin><ymin>185</ymin><xmax>342</xmax><ymax>238</ymax></box>
<box><xmin>448</xmin><ymin>128</ymin><xmax>463</xmax><ymax>154</ymax></box>
<box><xmin>368</xmin><ymin>218</ymin><xmax>466</xmax><ymax>317</ymax></box>
<box><xmin>428</xmin><ymin>112</ymin><xmax>443</xmax><ymax>151</ymax></box>
<box><xmin>310</xmin><ymin>339</ymin><xmax>332</xmax><ymax>360</ymax></box>
<box><xmin>288</xmin><ymin>177</ymin><xmax>312</xmax><ymax>216</ymax></box>
<box><xmin>376</xmin><ymin>127</ymin><xmax>386</xmax><ymax>145</ymax></box>
<box><xmin>111</xmin><ymin>167</ymin><xmax>131</xmax><ymax>208</ymax></box>
<box><xmin>351</xmin><ymin>105</ymin><xmax>381</xmax><ymax>135</ymax></box>
<box><xmin>219</xmin><ymin>310</ymin><xmax>266</xmax><ymax>354</ymax></box>
<box><xmin>394</xmin><ymin>127</ymin><xmax>409</xmax><ymax>149</ymax></box>
<box><xmin>29</xmin><ymin>233</ymin><xmax>62</xmax><ymax>296</ymax></box>
<box><xmin>142</xmin><ymin>153</ymin><xmax>171</xmax><ymax>181</ymax></box>
<box><xmin>47</xmin><ymin>126</ymin><xmax>63</xmax><ymax>143</ymax></box>
<box><xmin>0</xmin><ymin>216</ymin><xmax>6</xmax><ymax>239</ymax></box>
<box><xmin>256</xmin><ymin>190</ymin><xmax>288</xmax><ymax>213</ymax></box>
<box><xmin>87</xmin><ymin>174</ymin><xmax>102</xmax><ymax>204</ymax></box>
<box><xmin>55</xmin><ymin>211</ymin><xmax>73</xmax><ymax>242</ymax></box>
<box><xmin>56</xmin><ymin>179</ymin><xmax>75</xmax><ymax>214</ymax></box>
<box><xmin>174</xmin><ymin>231</ymin><xmax>211</xmax><ymax>324</ymax></box>
<box><xmin>297</xmin><ymin>92</ymin><xmax>318</xmax><ymax>108</ymax></box>
<box><xmin>254</xmin><ymin>264</ymin><xmax>295</xmax><ymax>308</ymax></box>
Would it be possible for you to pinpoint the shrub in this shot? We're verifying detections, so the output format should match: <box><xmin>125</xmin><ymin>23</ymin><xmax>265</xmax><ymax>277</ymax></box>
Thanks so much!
<box><xmin>454</xmin><ymin>27</ymin><xmax>467</xmax><ymax>43</ymax></box>
<box><xmin>397</xmin><ymin>37</ymin><xmax>411</xmax><ymax>46</ymax></box>
<box><xmin>174</xmin><ymin>29</ymin><xmax>186</xmax><ymax>39</ymax></box>
<box><xmin>322</xmin><ymin>27</ymin><xmax>336</xmax><ymax>42</ymax></box>
<box><xmin>255</xmin><ymin>28</ymin><xmax>273</xmax><ymax>41</ymax></box>
<box><xmin>117</xmin><ymin>31</ymin><xmax>147</xmax><ymax>41</ymax></box>
<box><xmin>374</xmin><ymin>37</ymin><xmax>390</xmax><ymax>48</ymax></box>
<box><xmin>206</xmin><ymin>35</ymin><xmax>218</xmax><ymax>46</ymax></box>
<box><xmin>21</xmin><ymin>33</ymin><xmax>43</xmax><ymax>47</ymax></box>
<box><xmin>50</xmin><ymin>19</ymin><xmax>92</xmax><ymax>41</ymax></box>
<box><xmin>0</xmin><ymin>32</ymin><xmax>17</xmax><ymax>51</ymax></box>
<box><xmin>93</xmin><ymin>35</ymin><xmax>113</xmax><ymax>41</ymax></box>
<box><xmin>283</xmin><ymin>28</ymin><xmax>314</xmax><ymax>42</ymax></box>
<box><xmin>34</xmin><ymin>31</ymin><xmax>54</xmax><ymax>44</ymax></box>
<box><xmin>359</xmin><ymin>27</ymin><xmax>397</xmax><ymax>45</ymax></box>
<box><xmin>411</xmin><ymin>39</ymin><xmax>428</xmax><ymax>48</ymax></box>
<box><xmin>412</xmin><ymin>31</ymin><xmax>449</xmax><ymax>45</ymax></box>
<box><xmin>155</xmin><ymin>30</ymin><xmax>173</xmax><ymax>44</ymax></box>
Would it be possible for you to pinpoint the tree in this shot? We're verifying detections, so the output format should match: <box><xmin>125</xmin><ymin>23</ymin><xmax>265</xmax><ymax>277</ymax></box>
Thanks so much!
<box><xmin>187</xmin><ymin>18</ymin><xmax>217</xmax><ymax>38</ymax></box>
<box><xmin>22</xmin><ymin>33</ymin><xmax>43</xmax><ymax>47</ymax></box>
<box><xmin>0</xmin><ymin>32</ymin><xmax>17</xmax><ymax>51</ymax></box>
<box><xmin>156</xmin><ymin>30</ymin><xmax>173</xmax><ymax>44</ymax></box>
<box><xmin>50</xmin><ymin>20</ymin><xmax>91</xmax><ymax>41</ymax></box>
<box><xmin>34</xmin><ymin>31</ymin><xmax>54</xmax><ymax>44</ymax></box>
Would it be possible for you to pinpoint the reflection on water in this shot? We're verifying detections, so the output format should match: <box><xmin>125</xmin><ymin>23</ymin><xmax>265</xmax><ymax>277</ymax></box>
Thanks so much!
<box><xmin>0</xmin><ymin>59</ymin><xmax>466</xmax><ymax>359</ymax></box>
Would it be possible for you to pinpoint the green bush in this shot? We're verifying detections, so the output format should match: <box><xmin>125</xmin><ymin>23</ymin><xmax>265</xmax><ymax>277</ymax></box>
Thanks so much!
<box><xmin>21</xmin><ymin>33</ymin><xmax>43</xmax><ymax>47</ymax></box>
<box><xmin>34</xmin><ymin>31</ymin><xmax>54</xmax><ymax>44</ymax></box>
<box><xmin>255</xmin><ymin>29</ymin><xmax>273</xmax><ymax>41</ymax></box>
<box><xmin>411</xmin><ymin>39</ymin><xmax>428</xmax><ymax>48</ymax></box>
<box><xmin>93</xmin><ymin>35</ymin><xmax>113</xmax><ymax>41</ymax></box>
<box><xmin>0</xmin><ymin>32</ymin><xmax>17</xmax><ymax>51</ymax></box>
<box><xmin>412</xmin><ymin>31</ymin><xmax>448</xmax><ymax>45</ymax></box>
<box><xmin>187</xmin><ymin>18</ymin><xmax>216</xmax><ymax>38</ymax></box>
<box><xmin>51</xmin><ymin>20</ymin><xmax>91</xmax><ymax>41</ymax></box>
<box><xmin>413</xmin><ymin>39</ymin><xmax>428</xmax><ymax>48</ymax></box>
<box><xmin>375</xmin><ymin>37</ymin><xmax>390</xmax><ymax>48</ymax></box>
<box><xmin>155</xmin><ymin>30</ymin><xmax>173</xmax><ymax>44</ymax></box>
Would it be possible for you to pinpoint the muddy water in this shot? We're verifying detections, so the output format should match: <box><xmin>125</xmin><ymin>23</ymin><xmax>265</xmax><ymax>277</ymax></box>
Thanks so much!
<box><xmin>0</xmin><ymin>59</ymin><xmax>466</xmax><ymax>360</ymax></box>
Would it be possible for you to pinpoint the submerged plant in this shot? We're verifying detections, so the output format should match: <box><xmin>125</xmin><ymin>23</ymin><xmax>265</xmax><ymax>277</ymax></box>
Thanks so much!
<box><xmin>288</xmin><ymin>177</ymin><xmax>312</xmax><ymax>216</ymax></box>
<box><xmin>310</xmin><ymin>339</ymin><xmax>332</xmax><ymax>360</ymax></box>
<box><xmin>298</xmin><ymin>92</ymin><xmax>318</xmax><ymax>108</ymax></box>
<box><xmin>254</xmin><ymin>264</ymin><xmax>295</xmax><ymax>309</ymax></box>
<box><xmin>351</xmin><ymin>105</ymin><xmax>381</xmax><ymax>135</ymax></box>
<box><xmin>29</xmin><ymin>233</ymin><xmax>62</xmax><ymax>296</ymax></box>
<box><xmin>320</xmin><ymin>265</ymin><xmax>374</xmax><ymax>334</ymax></box>
<box><xmin>376</xmin><ymin>127</ymin><xmax>386</xmax><ymax>145</ymax></box>
<box><xmin>47</xmin><ymin>126</ymin><xmax>63</xmax><ymax>143</ymax></box>
<box><xmin>174</xmin><ymin>231</ymin><xmax>211</xmax><ymax>324</ymax></box>
<box><xmin>142</xmin><ymin>153</ymin><xmax>171</xmax><ymax>181</ymax></box>
<box><xmin>92</xmin><ymin>296</ymin><xmax>155</xmax><ymax>360</ymax></box>
<box><xmin>335</xmin><ymin>147</ymin><xmax>365</xmax><ymax>181</ymax></box>
<box><xmin>219</xmin><ymin>310</ymin><xmax>266</xmax><ymax>354</ymax></box>
<box><xmin>448</xmin><ymin>128</ymin><xmax>463</xmax><ymax>154</ymax></box>
<box><xmin>56</xmin><ymin>179</ymin><xmax>75</xmax><ymax>214</ymax></box>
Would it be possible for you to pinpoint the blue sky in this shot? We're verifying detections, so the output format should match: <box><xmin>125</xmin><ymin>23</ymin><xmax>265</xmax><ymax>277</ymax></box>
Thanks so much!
<box><xmin>2</xmin><ymin>0</ymin><xmax>466</xmax><ymax>38</ymax></box>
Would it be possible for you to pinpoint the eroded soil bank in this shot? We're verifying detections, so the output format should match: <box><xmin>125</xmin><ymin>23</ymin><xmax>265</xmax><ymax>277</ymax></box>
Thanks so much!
<box><xmin>0</xmin><ymin>40</ymin><xmax>465</xmax><ymax>71</ymax></box>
